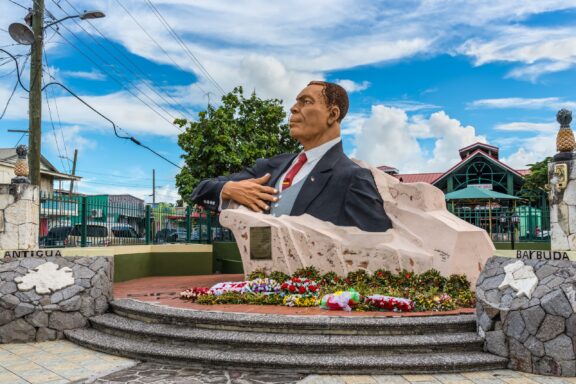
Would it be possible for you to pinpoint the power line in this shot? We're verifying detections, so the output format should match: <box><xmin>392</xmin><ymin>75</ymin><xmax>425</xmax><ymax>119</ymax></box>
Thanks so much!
<box><xmin>145</xmin><ymin>0</ymin><xmax>226</xmax><ymax>97</ymax></box>
<box><xmin>7</xmin><ymin>0</ymin><xmax>29</xmax><ymax>10</ymax></box>
<box><xmin>56</xmin><ymin>0</ymin><xmax>196</xmax><ymax>122</ymax></box>
<box><xmin>43</xmin><ymin>77</ymin><xmax>68</xmax><ymax>173</ymax></box>
<box><xmin>112</xmin><ymin>0</ymin><xmax>211</xmax><ymax>99</ymax></box>
<box><xmin>50</xmin><ymin>26</ymin><xmax>181</xmax><ymax>132</ymax></box>
<box><xmin>43</xmin><ymin>46</ymin><xmax>71</xmax><ymax>173</ymax></box>
<box><xmin>0</xmin><ymin>54</ymin><xmax>28</xmax><ymax>121</ymax></box>
<box><xmin>77</xmin><ymin>168</ymin><xmax>175</xmax><ymax>181</ymax></box>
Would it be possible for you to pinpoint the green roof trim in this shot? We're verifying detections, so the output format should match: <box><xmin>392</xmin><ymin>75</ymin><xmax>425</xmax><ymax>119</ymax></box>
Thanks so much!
<box><xmin>445</xmin><ymin>186</ymin><xmax>522</xmax><ymax>201</ymax></box>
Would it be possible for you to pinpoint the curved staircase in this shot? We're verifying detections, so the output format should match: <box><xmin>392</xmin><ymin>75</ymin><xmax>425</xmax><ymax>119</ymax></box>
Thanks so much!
<box><xmin>65</xmin><ymin>299</ymin><xmax>508</xmax><ymax>374</ymax></box>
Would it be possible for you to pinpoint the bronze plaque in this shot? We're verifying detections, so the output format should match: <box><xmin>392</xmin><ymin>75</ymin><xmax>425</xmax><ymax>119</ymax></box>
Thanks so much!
<box><xmin>250</xmin><ymin>227</ymin><xmax>272</xmax><ymax>260</ymax></box>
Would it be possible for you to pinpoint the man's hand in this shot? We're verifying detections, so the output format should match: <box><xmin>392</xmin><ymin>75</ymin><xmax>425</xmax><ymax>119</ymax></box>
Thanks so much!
<box><xmin>221</xmin><ymin>174</ymin><xmax>278</xmax><ymax>213</ymax></box>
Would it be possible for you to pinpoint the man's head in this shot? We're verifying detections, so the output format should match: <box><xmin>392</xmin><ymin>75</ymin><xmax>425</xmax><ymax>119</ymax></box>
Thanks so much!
<box><xmin>289</xmin><ymin>81</ymin><xmax>349</xmax><ymax>150</ymax></box>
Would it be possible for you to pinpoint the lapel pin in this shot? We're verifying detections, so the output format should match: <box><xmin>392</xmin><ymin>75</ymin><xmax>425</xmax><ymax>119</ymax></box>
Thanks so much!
<box><xmin>311</xmin><ymin>176</ymin><xmax>315</xmax><ymax>182</ymax></box>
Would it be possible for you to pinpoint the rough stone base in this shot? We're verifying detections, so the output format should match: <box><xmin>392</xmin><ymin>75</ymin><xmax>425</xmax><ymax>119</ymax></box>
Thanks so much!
<box><xmin>0</xmin><ymin>255</ymin><xmax>112</xmax><ymax>343</ymax></box>
<box><xmin>476</xmin><ymin>256</ymin><xmax>576</xmax><ymax>377</ymax></box>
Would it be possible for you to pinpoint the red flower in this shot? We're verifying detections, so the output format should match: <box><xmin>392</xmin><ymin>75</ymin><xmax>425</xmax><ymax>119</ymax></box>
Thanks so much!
<box><xmin>292</xmin><ymin>277</ymin><xmax>301</xmax><ymax>283</ymax></box>
<box><xmin>288</xmin><ymin>285</ymin><xmax>296</xmax><ymax>293</ymax></box>
<box><xmin>298</xmin><ymin>286</ymin><xmax>306</xmax><ymax>294</ymax></box>
<box><xmin>281</xmin><ymin>283</ymin><xmax>288</xmax><ymax>290</ymax></box>
<box><xmin>405</xmin><ymin>273</ymin><xmax>411</xmax><ymax>279</ymax></box>
<box><xmin>309</xmin><ymin>285</ymin><xmax>317</xmax><ymax>292</ymax></box>
<box><xmin>377</xmin><ymin>271</ymin><xmax>383</xmax><ymax>276</ymax></box>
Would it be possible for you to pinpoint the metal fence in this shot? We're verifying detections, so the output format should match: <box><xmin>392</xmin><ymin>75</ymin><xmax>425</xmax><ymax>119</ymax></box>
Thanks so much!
<box><xmin>39</xmin><ymin>193</ymin><xmax>233</xmax><ymax>248</ymax></box>
<box><xmin>449</xmin><ymin>204</ymin><xmax>550</xmax><ymax>244</ymax></box>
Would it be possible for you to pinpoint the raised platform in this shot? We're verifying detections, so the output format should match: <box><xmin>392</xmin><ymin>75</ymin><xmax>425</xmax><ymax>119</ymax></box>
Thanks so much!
<box><xmin>63</xmin><ymin>275</ymin><xmax>507</xmax><ymax>374</ymax></box>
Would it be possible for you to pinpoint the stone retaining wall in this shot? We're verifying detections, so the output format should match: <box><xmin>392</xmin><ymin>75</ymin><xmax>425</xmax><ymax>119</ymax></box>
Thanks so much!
<box><xmin>476</xmin><ymin>256</ymin><xmax>576</xmax><ymax>377</ymax></box>
<box><xmin>0</xmin><ymin>255</ymin><xmax>112</xmax><ymax>343</ymax></box>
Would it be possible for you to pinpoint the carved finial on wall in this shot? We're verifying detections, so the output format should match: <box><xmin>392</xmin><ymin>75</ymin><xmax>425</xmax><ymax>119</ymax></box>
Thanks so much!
<box><xmin>556</xmin><ymin>109</ymin><xmax>575</xmax><ymax>155</ymax></box>
<box><xmin>12</xmin><ymin>145</ymin><xmax>30</xmax><ymax>184</ymax></box>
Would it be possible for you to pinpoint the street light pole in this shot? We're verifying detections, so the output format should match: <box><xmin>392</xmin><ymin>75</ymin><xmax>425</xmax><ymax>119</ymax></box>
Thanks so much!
<box><xmin>8</xmin><ymin>7</ymin><xmax>105</xmax><ymax>187</ymax></box>
<box><xmin>29</xmin><ymin>0</ymin><xmax>45</xmax><ymax>187</ymax></box>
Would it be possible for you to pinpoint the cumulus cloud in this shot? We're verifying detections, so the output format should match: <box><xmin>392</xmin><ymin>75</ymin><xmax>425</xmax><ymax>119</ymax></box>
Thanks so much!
<box><xmin>353</xmin><ymin>107</ymin><xmax>485</xmax><ymax>173</ymax></box>
<box><xmin>495</xmin><ymin>122</ymin><xmax>556</xmax><ymax>133</ymax></box>
<box><xmin>500</xmin><ymin>135</ymin><xmax>555</xmax><ymax>168</ymax></box>
<box><xmin>336</xmin><ymin>80</ymin><xmax>370</xmax><ymax>93</ymax></box>
<box><xmin>469</xmin><ymin>97</ymin><xmax>576</xmax><ymax>110</ymax></box>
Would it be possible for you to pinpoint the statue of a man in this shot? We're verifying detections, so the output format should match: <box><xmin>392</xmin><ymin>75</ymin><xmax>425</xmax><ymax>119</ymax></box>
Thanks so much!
<box><xmin>191</xmin><ymin>81</ymin><xmax>392</xmax><ymax>232</ymax></box>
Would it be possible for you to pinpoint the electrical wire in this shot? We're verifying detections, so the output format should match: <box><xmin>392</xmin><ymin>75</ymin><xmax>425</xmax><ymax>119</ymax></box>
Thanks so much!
<box><xmin>112</xmin><ymin>0</ymin><xmax>210</xmax><ymax>99</ymax></box>
<box><xmin>43</xmin><ymin>46</ymin><xmax>71</xmax><ymax>172</ymax></box>
<box><xmin>0</xmin><ymin>54</ymin><xmax>29</xmax><ymax>121</ymax></box>
<box><xmin>7</xmin><ymin>0</ymin><xmax>29</xmax><ymax>10</ymax></box>
<box><xmin>145</xmin><ymin>0</ymin><xmax>225</xmax><ymax>97</ymax></box>
<box><xmin>43</xmin><ymin>77</ymin><xmax>68</xmax><ymax>173</ymax></box>
<box><xmin>57</xmin><ymin>0</ymin><xmax>197</xmax><ymax>122</ymax></box>
<box><xmin>51</xmin><ymin>26</ymin><xmax>181</xmax><ymax>131</ymax></box>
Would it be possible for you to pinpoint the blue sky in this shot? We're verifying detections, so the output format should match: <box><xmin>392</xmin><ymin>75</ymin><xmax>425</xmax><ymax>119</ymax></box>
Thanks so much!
<box><xmin>1</xmin><ymin>0</ymin><xmax>575</xmax><ymax>203</ymax></box>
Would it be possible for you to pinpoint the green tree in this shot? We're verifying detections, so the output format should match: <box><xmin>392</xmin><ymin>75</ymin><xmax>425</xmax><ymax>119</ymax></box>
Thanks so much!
<box><xmin>175</xmin><ymin>86</ymin><xmax>300</xmax><ymax>204</ymax></box>
<box><xmin>518</xmin><ymin>157</ymin><xmax>552</xmax><ymax>204</ymax></box>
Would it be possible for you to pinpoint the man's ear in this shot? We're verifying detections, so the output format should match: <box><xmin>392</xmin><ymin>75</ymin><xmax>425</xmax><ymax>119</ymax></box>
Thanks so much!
<box><xmin>327</xmin><ymin>106</ymin><xmax>340</xmax><ymax>126</ymax></box>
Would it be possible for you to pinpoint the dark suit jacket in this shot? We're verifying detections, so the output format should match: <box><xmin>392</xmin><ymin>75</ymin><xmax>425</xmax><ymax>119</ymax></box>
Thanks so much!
<box><xmin>191</xmin><ymin>142</ymin><xmax>392</xmax><ymax>232</ymax></box>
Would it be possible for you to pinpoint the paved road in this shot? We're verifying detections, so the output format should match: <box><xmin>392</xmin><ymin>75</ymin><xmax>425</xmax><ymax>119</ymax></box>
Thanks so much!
<box><xmin>1</xmin><ymin>341</ymin><xmax>575</xmax><ymax>384</ymax></box>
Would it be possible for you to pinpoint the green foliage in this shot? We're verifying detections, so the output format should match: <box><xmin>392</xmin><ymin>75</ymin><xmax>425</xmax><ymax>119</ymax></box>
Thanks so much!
<box><xmin>269</xmin><ymin>271</ymin><xmax>290</xmax><ymax>283</ymax></box>
<box><xmin>175</xmin><ymin>87</ymin><xmax>301</xmax><ymax>204</ymax></box>
<box><xmin>415</xmin><ymin>269</ymin><xmax>447</xmax><ymax>289</ymax></box>
<box><xmin>292</xmin><ymin>266</ymin><xmax>320</xmax><ymax>280</ymax></box>
<box><xmin>247</xmin><ymin>268</ymin><xmax>267</xmax><ymax>280</ymax></box>
<box><xmin>519</xmin><ymin>157</ymin><xmax>552</xmax><ymax>204</ymax></box>
<box><xmin>445</xmin><ymin>274</ymin><xmax>471</xmax><ymax>295</ymax></box>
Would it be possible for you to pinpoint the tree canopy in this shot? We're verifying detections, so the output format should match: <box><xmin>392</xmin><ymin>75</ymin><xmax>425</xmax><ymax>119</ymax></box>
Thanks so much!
<box><xmin>175</xmin><ymin>87</ymin><xmax>300</xmax><ymax>204</ymax></box>
<box><xmin>518</xmin><ymin>157</ymin><xmax>551</xmax><ymax>205</ymax></box>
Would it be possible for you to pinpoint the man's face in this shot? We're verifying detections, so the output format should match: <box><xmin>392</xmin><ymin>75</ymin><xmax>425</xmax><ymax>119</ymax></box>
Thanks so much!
<box><xmin>289</xmin><ymin>84</ymin><xmax>331</xmax><ymax>145</ymax></box>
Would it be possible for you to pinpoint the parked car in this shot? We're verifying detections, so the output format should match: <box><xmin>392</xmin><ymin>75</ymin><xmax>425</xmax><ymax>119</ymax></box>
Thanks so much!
<box><xmin>155</xmin><ymin>227</ymin><xmax>199</xmax><ymax>244</ymax></box>
<box><xmin>41</xmin><ymin>226</ymin><xmax>73</xmax><ymax>248</ymax></box>
<box><xmin>66</xmin><ymin>224</ymin><xmax>115</xmax><ymax>247</ymax></box>
<box><xmin>111</xmin><ymin>225</ymin><xmax>145</xmax><ymax>244</ymax></box>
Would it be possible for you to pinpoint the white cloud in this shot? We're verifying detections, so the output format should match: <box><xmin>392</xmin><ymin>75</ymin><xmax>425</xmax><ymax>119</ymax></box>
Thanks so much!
<box><xmin>495</xmin><ymin>122</ymin><xmax>556</xmax><ymax>133</ymax></box>
<box><xmin>500</xmin><ymin>135</ymin><xmax>555</xmax><ymax>168</ymax></box>
<box><xmin>460</xmin><ymin>26</ymin><xmax>576</xmax><ymax>80</ymax></box>
<box><xmin>61</xmin><ymin>70</ymin><xmax>106</xmax><ymax>81</ymax></box>
<box><xmin>336</xmin><ymin>80</ymin><xmax>370</xmax><ymax>93</ymax></box>
<box><xmin>353</xmin><ymin>106</ymin><xmax>485</xmax><ymax>172</ymax></box>
<box><xmin>469</xmin><ymin>97</ymin><xmax>576</xmax><ymax>110</ymax></box>
<box><xmin>41</xmin><ymin>125</ymin><xmax>97</xmax><ymax>168</ymax></box>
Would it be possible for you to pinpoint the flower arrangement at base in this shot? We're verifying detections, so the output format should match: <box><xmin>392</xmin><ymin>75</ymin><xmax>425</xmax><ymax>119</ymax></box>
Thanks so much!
<box><xmin>246</xmin><ymin>278</ymin><xmax>281</xmax><ymax>294</ymax></box>
<box><xmin>208</xmin><ymin>281</ymin><xmax>250</xmax><ymax>295</ymax></box>
<box><xmin>280</xmin><ymin>277</ymin><xmax>319</xmax><ymax>296</ymax></box>
<box><xmin>320</xmin><ymin>289</ymin><xmax>362</xmax><ymax>311</ymax></box>
<box><xmin>181</xmin><ymin>267</ymin><xmax>475</xmax><ymax>313</ymax></box>
<box><xmin>180</xmin><ymin>287</ymin><xmax>209</xmax><ymax>302</ymax></box>
<box><xmin>364</xmin><ymin>294</ymin><xmax>415</xmax><ymax>312</ymax></box>
<box><xmin>283</xmin><ymin>295</ymin><xmax>320</xmax><ymax>307</ymax></box>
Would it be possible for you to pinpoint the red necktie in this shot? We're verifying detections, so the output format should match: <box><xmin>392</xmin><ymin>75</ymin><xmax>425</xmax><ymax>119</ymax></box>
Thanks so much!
<box><xmin>282</xmin><ymin>153</ymin><xmax>307</xmax><ymax>190</ymax></box>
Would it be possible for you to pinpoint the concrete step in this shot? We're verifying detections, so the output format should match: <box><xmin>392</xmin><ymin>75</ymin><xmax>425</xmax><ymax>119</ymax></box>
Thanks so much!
<box><xmin>110</xmin><ymin>299</ymin><xmax>477</xmax><ymax>335</ymax></box>
<box><xmin>90</xmin><ymin>313</ymin><xmax>484</xmax><ymax>355</ymax></box>
<box><xmin>65</xmin><ymin>328</ymin><xmax>508</xmax><ymax>375</ymax></box>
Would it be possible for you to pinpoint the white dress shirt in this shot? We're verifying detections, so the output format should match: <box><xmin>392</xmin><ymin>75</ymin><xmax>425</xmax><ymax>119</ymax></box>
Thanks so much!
<box><xmin>218</xmin><ymin>137</ymin><xmax>342</xmax><ymax>211</ymax></box>
<box><xmin>279</xmin><ymin>137</ymin><xmax>341</xmax><ymax>191</ymax></box>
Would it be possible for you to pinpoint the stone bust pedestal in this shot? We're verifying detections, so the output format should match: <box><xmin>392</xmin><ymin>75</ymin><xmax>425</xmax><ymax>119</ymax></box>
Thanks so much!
<box><xmin>476</xmin><ymin>256</ymin><xmax>576</xmax><ymax>376</ymax></box>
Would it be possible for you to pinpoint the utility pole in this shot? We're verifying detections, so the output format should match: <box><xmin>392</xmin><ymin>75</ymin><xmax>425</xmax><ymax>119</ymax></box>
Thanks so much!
<box><xmin>152</xmin><ymin>169</ymin><xmax>156</xmax><ymax>205</ymax></box>
<box><xmin>28</xmin><ymin>0</ymin><xmax>45</xmax><ymax>187</ymax></box>
<box><xmin>69</xmin><ymin>149</ymin><xmax>78</xmax><ymax>196</ymax></box>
